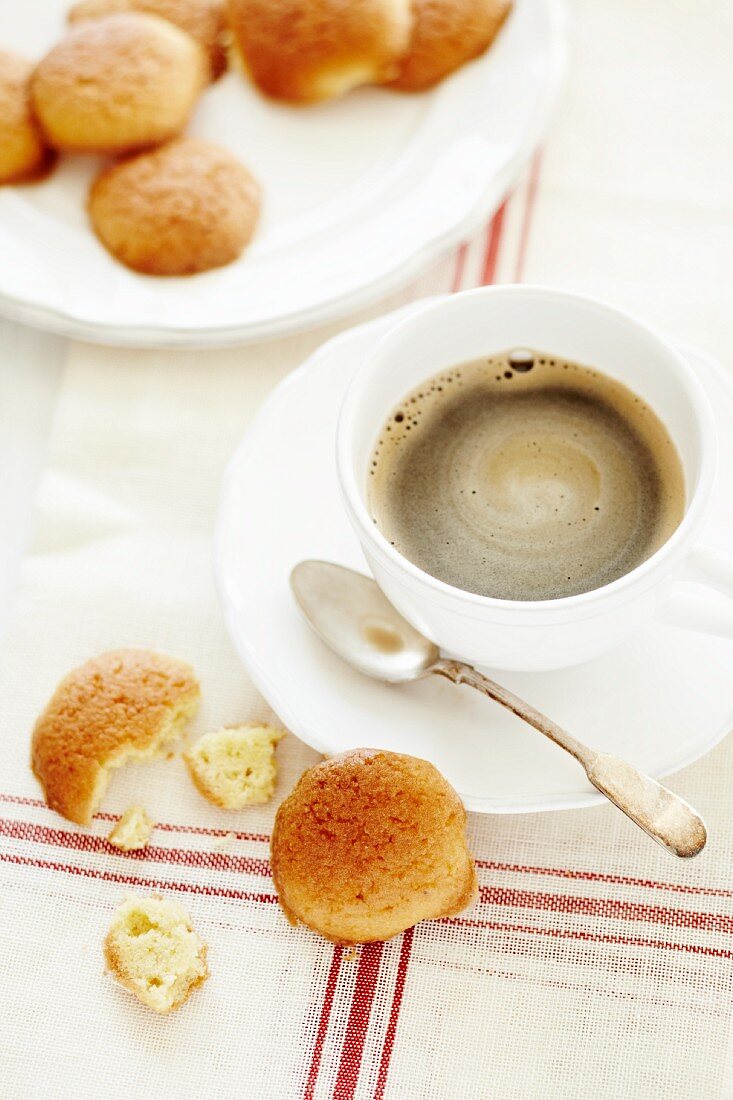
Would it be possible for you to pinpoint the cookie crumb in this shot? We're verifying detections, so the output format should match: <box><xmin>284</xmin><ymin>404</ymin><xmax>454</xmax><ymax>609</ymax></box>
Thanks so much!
<box><xmin>108</xmin><ymin>806</ymin><xmax>153</xmax><ymax>851</ymax></box>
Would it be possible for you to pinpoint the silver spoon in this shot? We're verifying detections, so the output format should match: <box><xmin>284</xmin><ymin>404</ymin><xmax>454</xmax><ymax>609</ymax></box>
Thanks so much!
<box><xmin>291</xmin><ymin>560</ymin><xmax>706</xmax><ymax>859</ymax></box>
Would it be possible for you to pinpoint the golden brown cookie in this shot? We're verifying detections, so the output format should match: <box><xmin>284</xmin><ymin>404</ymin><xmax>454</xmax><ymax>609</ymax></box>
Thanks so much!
<box><xmin>104</xmin><ymin>895</ymin><xmax>208</xmax><ymax>1013</ymax></box>
<box><xmin>88</xmin><ymin>138</ymin><xmax>261</xmax><ymax>275</ymax></box>
<box><xmin>31</xmin><ymin>13</ymin><xmax>207</xmax><ymax>154</ymax></box>
<box><xmin>184</xmin><ymin>723</ymin><xmax>284</xmax><ymax>808</ymax></box>
<box><xmin>68</xmin><ymin>0</ymin><xmax>228</xmax><ymax>81</ymax></box>
<box><xmin>31</xmin><ymin>649</ymin><xmax>200</xmax><ymax>825</ymax></box>
<box><xmin>389</xmin><ymin>0</ymin><xmax>512</xmax><ymax>92</ymax></box>
<box><xmin>0</xmin><ymin>50</ymin><xmax>54</xmax><ymax>184</ymax></box>
<box><xmin>271</xmin><ymin>748</ymin><xmax>477</xmax><ymax>944</ymax></box>
<box><xmin>227</xmin><ymin>0</ymin><xmax>413</xmax><ymax>104</ymax></box>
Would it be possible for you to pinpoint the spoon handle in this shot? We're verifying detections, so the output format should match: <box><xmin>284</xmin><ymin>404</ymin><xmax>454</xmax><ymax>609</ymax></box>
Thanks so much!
<box><xmin>432</xmin><ymin>658</ymin><xmax>593</xmax><ymax>766</ymax></box>
<box><xmin>431</xmin><ymin>658</ymin><xmax>706</xmax><ymax>858</ymax></box>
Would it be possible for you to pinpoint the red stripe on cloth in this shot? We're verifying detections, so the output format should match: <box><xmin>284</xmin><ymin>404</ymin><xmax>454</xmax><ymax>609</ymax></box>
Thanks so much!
<box><xmin>6</xmin><ymin>796</ymin><xmax>727</xmax><ymax>899</ymax></box>
<box><xmin>0</xmin><ymin>817</ymin><xmax>270</xmax><ymax>876</ymax></box>
<box><xmin>373</xmin><ymin>928</ymin><xmax>414</xmax><ymax>1100</ymax></box>
<box><xmin>480</xmin><ymin>201</ymin><xmax>508</xmax><ymax>285</ymax></box>
<box><xmin>443</xmin><ymin>915</ymin><xmax>733</xmax><ymax>960</ymax></box>
<box><xmin>6</xmin><ymin>820</ymin><xmax>725</xmax><ymax>933</ymax></box>
<box><xmin>303</xmin><ymin>947</ymin><xmax>344</xmax><ymax>1100</ymax></box>
<box><xmin>0</xmin><ymin>792</ymin><xmax>269</xmax><ymax>843</ymax></box>
<box><xmin>478</xmin><ymin>885</ymin><xmax>733</xmax><ymax>935</ymax></box>
<box><xmin>146</xmin><ymin>820</ymin><xmax>269</xmax><ymax>843</ymax></box>
<box><xmin>451</xmin><ymin>243</ymin><xmax>469</xmax><ymax>292</ymax></box>
<box><xmin>0</xmin><ymin>851</ymin><xmax>277</xmax><ymax>903</ymax></box>
<box><xmin>513</xmin><ymin>150</ymin><xmax>542</xmax><ymax>282</ymax></box>
<box><xmin>0</xmin><ymin>794</ymin><xmax>52</xmax><ymax>810</ymax></box>
<box><xmin>332</xmin><ymin>943</ymin><xmax>385</xmax><ymax>1100</ymax></box>
<box><xmin>475</xmin><ymin>859</ymin><xmax>733</xmax><ymax>900</ymax></box>
<box><xmin>9</xmin><ymin>846</ymin><xmax>728</xmax><ymax>962</ymax></box>
<box><xmin>7</xmin><ymin>818</ymin><xmax>728</xmax><ymax>929</ymax></box>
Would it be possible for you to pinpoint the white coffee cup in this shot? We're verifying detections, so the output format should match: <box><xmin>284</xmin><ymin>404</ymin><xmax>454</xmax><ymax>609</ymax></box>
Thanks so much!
<box><xmin>337</xmin><ymin>285</ymin><xmax>733</xmax><ymax>671</ymax></box>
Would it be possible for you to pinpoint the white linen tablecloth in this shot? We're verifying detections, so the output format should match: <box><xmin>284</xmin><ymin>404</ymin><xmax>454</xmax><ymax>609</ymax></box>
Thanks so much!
<box><xmin>2</xmin><ymin>2</ymin><xmax>733</xmax><ymax>1097</ymax></box>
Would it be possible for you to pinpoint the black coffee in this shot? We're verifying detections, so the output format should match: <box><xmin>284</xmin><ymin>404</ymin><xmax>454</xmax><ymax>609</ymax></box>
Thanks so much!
<box><xmin>368</xmin><ymin>351</ymin><xmax>685</xmax><ymax>601</ymax></box>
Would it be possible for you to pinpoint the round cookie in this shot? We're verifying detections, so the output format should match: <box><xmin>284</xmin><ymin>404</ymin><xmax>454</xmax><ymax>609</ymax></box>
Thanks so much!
<box><xmin>389</xmin><ymin>0</ymin><xmax>512</xmax><ymax>92</ymax></box>
<box><xmin>0</xmin><ymin>50</ymin><xmax>54</xmax><ymax>184</ymax></box>
<box><xmin>227</xmin><ymin>0</ymin><xmax>413</xmax><ymax>104</ymax></box>
<box><xmin>31</xmin><ymin>13</ymin><xmax>207</xmax><ymax>154</ymax></box>
<box><xmin>271</xmin><ymin>749</ymin><xmax>477</xmax><ymax>944</ymax></box>
<box><xmin>88</xmin><ymin>138</ymin><xmax>261</xmax><ymax>275</ymax></box>
<box><xmin>68</xmin><ymin>0</ymin><xmax>228</xmax><ymax>81</ymax></box>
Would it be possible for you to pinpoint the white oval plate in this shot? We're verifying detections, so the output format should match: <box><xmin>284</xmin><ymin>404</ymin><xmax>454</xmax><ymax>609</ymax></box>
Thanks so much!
<box><xmin>0</xmin><ymin>0</ymin><xmax>564</xmax><ymax>347</ymax></box>
<box><xmin>216</xmin><ymin>301</ymin><xmax>733</xmax><ymax>814</ymax></box>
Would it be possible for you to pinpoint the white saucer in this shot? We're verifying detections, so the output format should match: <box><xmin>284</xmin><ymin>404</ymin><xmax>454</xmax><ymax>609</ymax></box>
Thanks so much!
<box><xmin>216</xmin><ymin>302</ymin><xmax>733</xmax><ymax>813</ymax></box>
<box><xmin>0</xmin><ymin>0</ymin><xmax>563</xmax><ymax>347</ymax></box>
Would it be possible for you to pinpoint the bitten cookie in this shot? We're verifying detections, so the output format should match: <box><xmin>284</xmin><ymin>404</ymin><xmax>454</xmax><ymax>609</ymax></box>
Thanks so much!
<box><xmin>88</xmin><ymin>138</ymin><xmax>261</xmax><ymax>275</ymax></box>
<box><xmin>31</xmin><ymin>13</ymin><xmax>207</xmax><ymax>154</ymax></box>
<box><xmin>389</xmin><ymin>0</ymin><xmax>512</xmax><ymax>92</ymax></box>
<box><xmin>0</xmin><ymin>50</ymin><xmax>54</xmax><ymax>184</ymax></box>
<box><xmin>184</xmin><ymin>723</ymin><xmax>284</xmax><ymax>808</ymax></box>
<box><xmin>68</xmin><ymin>0</ymin><xmax>228</xmax><ymax>81</ymax></box>
<box><xmin>271</xmin><ymin>748</ymin><xmax>477</xmax><ymax>944</ymax></box>
<box><xmin>104</xmin><ymin>895</ymin><xmax>208</xmax><ymax>1013</ymax></box>
<box><xmin>227</xmin><ymin>0</ymin><xmax>413</xmax><ymax>104</ymax></box>
<box><xmin>31</xmin><ymin>649</ymin><xmax>200</xmax><ymax>825</ymax></box>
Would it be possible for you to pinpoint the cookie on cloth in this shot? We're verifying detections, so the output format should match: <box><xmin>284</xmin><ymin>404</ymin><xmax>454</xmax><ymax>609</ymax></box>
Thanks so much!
<box><xmin>68</xmin><ymin>0</ymin><xmax>228</xmax><ymax>81</ymax></box>
<box><xmin>108</xmin><ymin>805</ymin><xmax>153</xmax><ymax>851</ymax></box>
<box><xmin>389</xmin><ymin>0</ymin><xmax>512</xmax><ymax>92</ymax></box>
<box><xmin>184</xmin><ymin>723</ymin><xmax>285</xmax><ymax>808</ymax></box>
<box><xmin>31</xmin><ymin>13</ymin><xmax>207</xmax><ymax>154</ymax></box>
<box><xmin>31</xmin><ymin>649</ymin><xmax>200</xmax><ymax>825</ymax></box>
<box><xmin>271</xmin><ymin>748</ymin><xmax>477</xmax><ymax>944</ymax></box>
<box><xmin>227</xmin><ymin>0</ymin><xmax>413</xmax><ymax>104</ymax></box>
<box><xmin>88</xmin><ymin>137</ymin><xmax>261</xmax><ymax>275</ymax></box>
<box><xmin>0</xmin><ymin>50</ymin><xmax>55</xmax><ymax>184</ymax></box>
<box><xmin>104</xmin><ymin>895</ymin><xmax>208</xmax><ymax>1013</ymax></box>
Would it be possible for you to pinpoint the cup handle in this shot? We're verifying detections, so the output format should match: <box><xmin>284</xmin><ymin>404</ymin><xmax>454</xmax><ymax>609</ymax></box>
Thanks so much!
<box><xmin>657</xmin><ymin>546</ymin><xmax>733</xmax><ymax>638</ymax></box>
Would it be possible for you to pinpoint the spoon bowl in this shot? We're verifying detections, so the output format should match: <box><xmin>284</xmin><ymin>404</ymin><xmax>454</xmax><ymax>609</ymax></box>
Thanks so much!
<box><xmin>291</xmin><ymin>560</ymin><xmax>439</xmax><ymax>683</ymax></box>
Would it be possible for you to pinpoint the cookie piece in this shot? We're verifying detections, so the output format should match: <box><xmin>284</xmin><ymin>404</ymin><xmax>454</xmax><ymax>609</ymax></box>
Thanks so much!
<box><xmin>31</xmin><ymin>13</ymin><xmax>206</xmax><ymax>154</ymax></box>
<box><xmin>104</xmin><ymin>895</ymin><xmax>208</xmax><ymax>1013</ymax></box>
<box><xmin>108</xmin><ymin>805</ymin><xmax>153</xmax><ymax>851</ymax></box>
<box><xmin>227</xmin><ymin>0</ymin><xmax>413</xmax><ymax>104</ymax></box>
<box><xmin>31</xmin><ymin>649</ymin><xmax>200</xmax><ymax>825</ymax></box>
<box><xmin>184</xmin><ymin>723</ymin><xmax>284</xmax><ymax>808</ymax></box>
<box><xmin>389</xmin><ymin>0</ymin><xmax>511</xmax><ymax>92</ymax></box>
<box><xmin>68</xmin><ymin>0</ymin><xmax>228</xmax><ymax>81</ymax></box>
<box><xmin>88</xmin><ymin>137</ymin><xmax>261</xmax><ymax>275</ymax></box>
<box><xmin>0</xmin><ymin>50</ymin><xmax>54</xmax><ymax>183</ymax></box>
<box><xmin>271</xmin><ymin>748</ymin><xmax>477</xmax><ymax>944</ymax></box>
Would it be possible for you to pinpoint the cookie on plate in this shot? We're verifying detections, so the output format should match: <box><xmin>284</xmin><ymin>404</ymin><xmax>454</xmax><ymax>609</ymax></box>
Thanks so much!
<box><xmin>0</xmin><ymin>50</ymin><xmax>54</xmax><ymax>184</ymax></box>
<box><xmin>227</xmin><ymin>0</ymin><xmax>413</xmax><ymax>104</ymax></box>
<box><xmin>31</xmin><ymin>649</ymin><xmax>200</xmax><ymax>825</ymax></box>
<box><xmin>68</xmin><ymin>0</ymin><xmax>228</xmax><ymax>81</ymax></box>
<box><xmin>389</xmin><ymin>0</ymin><xmax>512</xmax><ymax>92</ymax></box>
<box><xmin>32</xmin><ymin>13</ymin><xmax>206</xmax><ymax>154</ymax></box>
<box><xmin>88</xmin><ymin>137</ymin><xmax>261</xmax><ymax>275</ymax></box>
<box><xmin>271</xmin><ymin>748</ymin><xmax>477</xmax><ymax>944</ymax></box>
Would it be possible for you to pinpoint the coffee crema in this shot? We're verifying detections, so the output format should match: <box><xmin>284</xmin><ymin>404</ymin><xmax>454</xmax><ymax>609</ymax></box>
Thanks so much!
<box><xmin>367</xmin><ymin>351</ymin><xmax>686</xmax><ymax>601</ymax></box>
